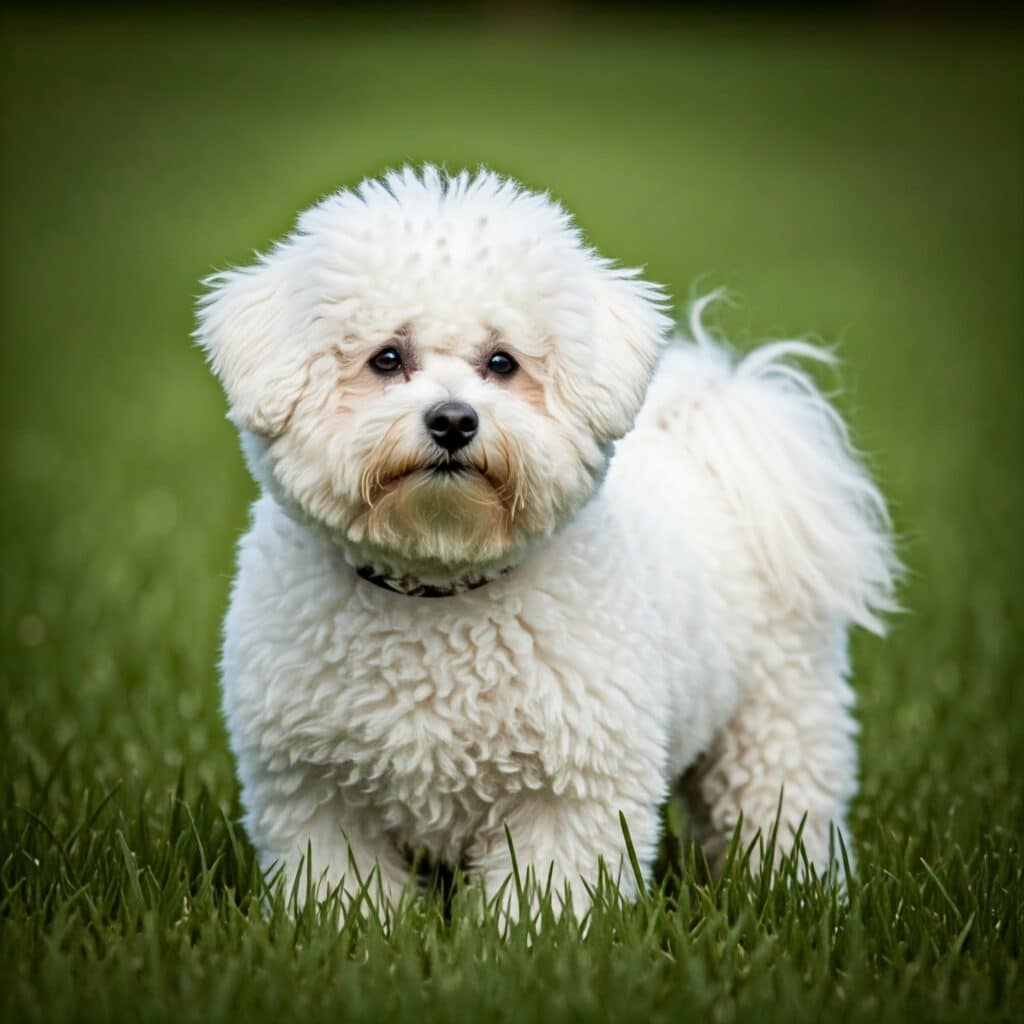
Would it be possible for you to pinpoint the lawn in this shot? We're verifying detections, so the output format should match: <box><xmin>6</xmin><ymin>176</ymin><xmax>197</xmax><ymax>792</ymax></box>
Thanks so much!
<box><xmin>1</xmin><ymin>8</ymin><xmax>1021</xmax><ymax>1023</ymax></box>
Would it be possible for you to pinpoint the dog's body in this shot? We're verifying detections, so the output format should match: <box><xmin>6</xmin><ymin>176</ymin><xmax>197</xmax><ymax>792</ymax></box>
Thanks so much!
<box><xmin>201</xmin><ymin>168</ymin><xmax>896</xmax><ymax>914</ymax></box>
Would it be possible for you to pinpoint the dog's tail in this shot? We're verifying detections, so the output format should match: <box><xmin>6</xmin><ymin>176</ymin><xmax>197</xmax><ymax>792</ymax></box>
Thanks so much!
<box><xmin>639</xmin><ymin>294</ymin><xmax>899</xmax><ymax>634</ymax></box>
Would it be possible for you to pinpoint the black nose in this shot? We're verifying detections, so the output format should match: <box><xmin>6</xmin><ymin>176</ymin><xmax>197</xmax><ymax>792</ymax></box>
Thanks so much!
<box><xmin>425</xmin><ymin>401</ymin><xmax>479</xmax><ymax>453</ymax></box>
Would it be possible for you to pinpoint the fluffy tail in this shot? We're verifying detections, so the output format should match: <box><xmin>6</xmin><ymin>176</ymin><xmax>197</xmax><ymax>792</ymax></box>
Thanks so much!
<box><xmin>644</xmin><ymin>295</ymin><xmax>900</xmax><ymax>634</ymax></box>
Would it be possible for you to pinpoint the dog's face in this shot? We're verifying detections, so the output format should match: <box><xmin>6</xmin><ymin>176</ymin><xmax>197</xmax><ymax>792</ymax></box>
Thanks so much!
<box><xmin>197</xmin><ymin>168</ymin><xmax>669</xmax><ymax>580</ymax></box>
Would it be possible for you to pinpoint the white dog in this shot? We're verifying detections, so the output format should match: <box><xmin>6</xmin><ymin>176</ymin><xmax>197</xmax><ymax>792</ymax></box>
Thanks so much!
<box><xmin>197</xmin><ymin>167</ymin><xmax>897</xmax><ymax>918</ymax></box>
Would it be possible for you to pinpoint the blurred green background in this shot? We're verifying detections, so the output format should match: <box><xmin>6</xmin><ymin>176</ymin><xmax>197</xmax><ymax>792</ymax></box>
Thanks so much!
<box><xmin>1</xmin><ymin>6</ymin><xmax>1021</xmax><ymax>1023</ymax></box>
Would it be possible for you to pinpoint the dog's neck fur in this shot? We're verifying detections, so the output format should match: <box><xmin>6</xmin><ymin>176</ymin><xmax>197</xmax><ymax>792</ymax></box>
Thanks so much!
<box><xmin>275</xmin><ymin>496</ymin><xmax>537</xmax><ymax>591</ymax></box>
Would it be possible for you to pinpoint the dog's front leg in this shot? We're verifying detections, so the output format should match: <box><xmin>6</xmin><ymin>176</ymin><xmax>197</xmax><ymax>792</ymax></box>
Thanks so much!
<box><xmin>469</xmin><ymin>792</ymin><xmax>662</xmax><ymax>924</ymax></box>
<box><xmin>249</xmin><ymin>792</ymin><xmax>410</xmax><ymax>919</ymax></box>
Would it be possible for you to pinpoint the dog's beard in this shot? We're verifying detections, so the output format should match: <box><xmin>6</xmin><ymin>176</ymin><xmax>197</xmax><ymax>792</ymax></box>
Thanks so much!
<box><xmin>348</xmin><ymin>430</ymin><xmax>528</xmax><ymax>568</ymax></box>
<box><xmin>358</xmin><ymin>470</ymin><xmax>509</xmax><ymax>564</ymax></box>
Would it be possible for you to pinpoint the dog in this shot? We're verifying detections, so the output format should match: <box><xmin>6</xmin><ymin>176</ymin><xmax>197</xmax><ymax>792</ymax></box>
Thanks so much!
<box><xmin>197</xmin><ymin>167</ymin><xmax>897</xmax><ymax>919</ymax></box>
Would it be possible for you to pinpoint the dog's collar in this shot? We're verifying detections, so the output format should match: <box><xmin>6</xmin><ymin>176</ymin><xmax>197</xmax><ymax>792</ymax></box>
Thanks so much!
<box><xmin>355</xmin><ymin>565</ymin><xmax>506</xmax><ymax>598</ymax></box>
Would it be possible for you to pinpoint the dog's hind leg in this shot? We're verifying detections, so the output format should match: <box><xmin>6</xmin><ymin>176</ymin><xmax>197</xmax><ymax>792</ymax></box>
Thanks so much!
<box><xmin>681</xmin><ymin>616</ymin><xmax>859</xmax><ymax>876</ymax></box>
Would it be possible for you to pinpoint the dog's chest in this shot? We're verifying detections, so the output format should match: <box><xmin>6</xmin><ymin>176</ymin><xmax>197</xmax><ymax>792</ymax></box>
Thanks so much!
<box><xmin>290</xmin><ymin>599</ymin><xmax>567</xmax><ymax>855</ymax></box>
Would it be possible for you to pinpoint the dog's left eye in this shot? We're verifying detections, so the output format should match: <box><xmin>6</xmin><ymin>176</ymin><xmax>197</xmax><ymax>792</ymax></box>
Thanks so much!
<box><xmin>370</xmin><ymin>347</ymin><xmax>403</xmax><ymax>374</ymax></box>
<box><xmin>487</xmin><ymin>351</ymin><xmax>518</xmax><ymax>377</ymax></box>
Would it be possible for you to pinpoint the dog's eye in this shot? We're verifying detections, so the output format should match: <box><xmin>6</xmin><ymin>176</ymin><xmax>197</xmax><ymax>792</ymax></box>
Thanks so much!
<box><xmin>487</xmin><ymin>351</ymin><xmax>518</xmax><ymax>377</ymax></box>
<box><xmin>370</xmin><ymin>347</ymin><xmax>403</xmax><ymax>374</ymax></box>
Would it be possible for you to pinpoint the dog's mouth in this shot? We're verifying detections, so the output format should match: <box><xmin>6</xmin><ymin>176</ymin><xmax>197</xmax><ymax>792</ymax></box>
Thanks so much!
<box><xmin>428</xmin><ymin>460</ymin><xmax>471</xmax><ymax>477</ymax></box>
<box><xmin>361</xmin><ymin>451</ymin><xmax>524</xmax><ymax>531</ymax></box>
<box><xmin>404</xmin><ymin>458</ymin><xmax>483</xmax><ymax>482</ymax></box>
<box><xmin>377</xmin><ymin>459</ymin><xmax>480</xmax><ymax>490</ymax></box>
<box><xmin>365</xmin><ymin>456</ymin><xmax>514</xmax><ymax>513</ymax></box>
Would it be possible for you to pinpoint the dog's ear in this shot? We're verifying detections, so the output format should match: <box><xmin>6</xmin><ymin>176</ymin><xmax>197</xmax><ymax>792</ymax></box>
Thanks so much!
<box><xmin>584</xmin><ymin>267</ymin><xmax>672</xmax><ymax>441</ymax></box>
<box><xmin>195</xmin><ymin>240</ymin><xmax>310</xmax><ymax>437</ymax></box>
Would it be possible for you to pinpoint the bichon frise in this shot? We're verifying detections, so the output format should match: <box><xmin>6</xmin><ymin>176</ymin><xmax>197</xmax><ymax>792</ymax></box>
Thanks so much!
<box><xmin>197</xmin><ymin>167</ymin><xmax>897</xmax><ymax>918</ymax></box>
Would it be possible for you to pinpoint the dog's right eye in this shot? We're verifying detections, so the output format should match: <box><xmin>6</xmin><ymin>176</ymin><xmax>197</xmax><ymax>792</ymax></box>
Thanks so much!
<box><xmin>370</xmin><ymin>347</ymin><xmax>403</xmax><ymax>374</ymax></box>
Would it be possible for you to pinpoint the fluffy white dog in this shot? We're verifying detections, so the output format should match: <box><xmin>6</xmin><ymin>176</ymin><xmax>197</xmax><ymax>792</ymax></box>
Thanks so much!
<box><xmin>197</xmin><ymin>167</ymin><xmax>897</xmax><ymax>918</ymax></box>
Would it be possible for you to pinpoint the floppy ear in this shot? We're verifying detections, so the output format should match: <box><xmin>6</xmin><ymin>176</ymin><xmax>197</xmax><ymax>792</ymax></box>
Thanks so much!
<box><xmin>195</xmin><ymin>240</ymin><xmax>310</xmax><ymax>437</ymax></box>
<box><xmin>584</xmin><ymin>267</ymin><xmax>672</xmax><ymax>441</ymax></box>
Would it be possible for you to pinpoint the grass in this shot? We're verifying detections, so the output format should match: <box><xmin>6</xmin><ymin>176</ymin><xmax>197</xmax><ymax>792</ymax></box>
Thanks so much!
<box><xmin>1</xmin><ymin>7</ymin><xmax>1022</xmax><ymax>1023</ymax></box>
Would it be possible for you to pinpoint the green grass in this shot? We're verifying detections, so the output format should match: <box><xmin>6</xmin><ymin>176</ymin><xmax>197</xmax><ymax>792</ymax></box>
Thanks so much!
<box><xmin>1</xmin><ymin>8</ymin><xmax>1022</xmax><ymax>1023</ymax></box>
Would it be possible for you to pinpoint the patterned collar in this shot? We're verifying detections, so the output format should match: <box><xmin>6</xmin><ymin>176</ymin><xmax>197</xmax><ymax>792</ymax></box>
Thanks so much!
<box><xmin>355</xmin><ymin>565</ymin><xmax>505</xmax><ymax>598</ymax></box>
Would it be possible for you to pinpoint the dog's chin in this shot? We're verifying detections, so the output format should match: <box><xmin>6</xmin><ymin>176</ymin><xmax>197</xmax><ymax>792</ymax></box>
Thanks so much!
<box><xmin>351</xmin><ymin>461</ymin><xmax>514</xmax><ymax>570</ymax></box>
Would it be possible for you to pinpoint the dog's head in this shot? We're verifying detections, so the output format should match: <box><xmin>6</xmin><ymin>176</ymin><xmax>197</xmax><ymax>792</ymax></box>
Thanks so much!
<box><xmin>197</xmin><ymin>167</ymin><xmax>669</xmax><ymax>582</ymax></box>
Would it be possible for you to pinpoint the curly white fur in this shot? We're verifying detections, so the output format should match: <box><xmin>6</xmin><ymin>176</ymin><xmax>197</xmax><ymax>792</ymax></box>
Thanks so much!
<box><xmin>197</xmin><ymin>167</ymin><xmax>897</xmax><ymax>919</ymax></box>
